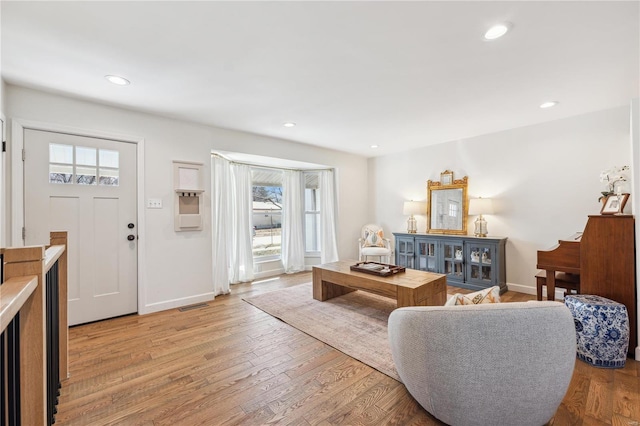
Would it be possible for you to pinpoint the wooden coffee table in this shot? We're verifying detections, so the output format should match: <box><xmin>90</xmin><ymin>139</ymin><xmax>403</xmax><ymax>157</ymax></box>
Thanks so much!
<box><xmin>312</xmin><ymin>260</ymin><xmax>446</xmax><ymax>308</ymax></box>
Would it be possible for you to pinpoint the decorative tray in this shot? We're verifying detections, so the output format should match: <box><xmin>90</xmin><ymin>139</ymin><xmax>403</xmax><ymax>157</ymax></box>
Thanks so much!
<box><xmin>350</xmin><ymin>262</ymin><xmax>406</xmax><ymax>277</ymax></box>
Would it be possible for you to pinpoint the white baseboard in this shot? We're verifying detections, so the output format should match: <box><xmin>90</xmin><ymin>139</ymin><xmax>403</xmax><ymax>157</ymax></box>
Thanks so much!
<box><xmin>141</xmin><ymin>292</ymin><xmax>216</xmax><ymax>315</ymax></box>
<box><xmin>254</xmin><ymin>267</ymin><xmax>285</xmax><ymax>279</ymax></box>
<box><xmin>506</xmin><ymin>283</ymin><xmax>535</xmax><ymax>295</ymax></box>
<box><xmin>506</xmin><ymin>282</ymin><xmax>565</xmax><ymax>300</ymax></box>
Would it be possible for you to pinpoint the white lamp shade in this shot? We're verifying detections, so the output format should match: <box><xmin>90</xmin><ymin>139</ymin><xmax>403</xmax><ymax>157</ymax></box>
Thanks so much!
<box><xmin>468</xmin><ymin>198</ymin><xmax>494</xmax><ymax>215</ymax></box>
<box><xmin>403</xmin><ymin>201</ymin><xmax>425</xmax><ymax>216</ymax></box>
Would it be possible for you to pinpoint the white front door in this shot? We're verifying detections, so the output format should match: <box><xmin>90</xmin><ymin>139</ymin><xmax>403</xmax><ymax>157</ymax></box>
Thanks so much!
<box><xmin>24</xmin><ymin>129</ymin><xmax>137</xmax><ymax>325</ymax></box>
<box><xmin>1</xmin><ymin>115</ymin><xmax>5</xmax><ymax>246</ymax></box>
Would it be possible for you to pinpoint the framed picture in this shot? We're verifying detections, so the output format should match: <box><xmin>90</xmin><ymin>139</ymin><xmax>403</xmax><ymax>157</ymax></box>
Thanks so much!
<box><xmin>601</xmin><ymin>193</ymin><xmax>629</xmax><ymax>215</ymax></box>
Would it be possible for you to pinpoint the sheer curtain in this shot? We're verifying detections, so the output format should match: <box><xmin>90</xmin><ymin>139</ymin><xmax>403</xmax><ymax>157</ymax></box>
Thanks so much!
<box><xmin>281</xmin><ymin>170</ymin><xmax>305</xmax><ymax>273</ymax></box>
<box><xmin>211</xmin><ymin>156</ymin><xmax>254</xmax><ymax>295</ymax></box>
<box><xmin>211</xmin><ymin>155</ymin><xmax>231</xmax><ymax>295</ymax></box>
<box><xmin>320</xmin><ymin>169</ymin><xmax>339</xmax><ymax>263</ymax></box>
<box><xmin>229</xmin><ymin>163</ymin><xmax>255</xmax><ymax>283</ymax></box>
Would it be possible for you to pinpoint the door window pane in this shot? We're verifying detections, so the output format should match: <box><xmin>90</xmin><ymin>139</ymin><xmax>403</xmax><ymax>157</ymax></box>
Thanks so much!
<box><xmin>76</xmin><ymin>166</ymin><xmax>97</xmax><ymax>185</ymax></box>
<box><xmin>49</xmin><ymin>144</ymin><xmax>73</xmax><ymax>164</ymax></box>
<box><xmin>76</xmin><ymin>146</ymin><xmax>97</xmax><ymax>166</ymax></box>
<box><xmin>49</xmin><ymin>164</ymin><xmax>73</xmax><ymax>184</ymax></box>
<box><xmin>99</xmin><ymin>149</ymin><xmax>119</xmax><ymax>168</ymax></box>
<box><xmin>99</xmin><ymin>169</ymin><xmax>119</xmax><ymax>186</ymax></box>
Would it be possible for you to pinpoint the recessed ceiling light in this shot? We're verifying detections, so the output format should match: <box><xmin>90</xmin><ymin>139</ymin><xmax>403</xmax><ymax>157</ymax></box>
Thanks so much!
<box><xmin>539</xmin><ymin>101</ymin><xmax>559</xmax><ymax>109</ymax></box>
<box><xmin>283</xmin><ymin>122</ymin><xmax>296</xmax><ymax>128</ymax></box>
<box><xmin>484</xmin><ymin>23</ymin><xmax>511</xmax><ymax>40</ymax></box>
<box><xmin>105</xmin><ymin>75</ymin><xmax>130</xmax><ymax>86</ymax></box>
<box><xmin>370</xmin><ymin>145</ymin><xmax>379</xmax><ymax>149</ymax></box>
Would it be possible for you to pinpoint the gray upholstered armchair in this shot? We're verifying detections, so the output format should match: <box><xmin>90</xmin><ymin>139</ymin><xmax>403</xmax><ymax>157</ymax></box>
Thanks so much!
<box><xmin>388</xmin><ymin>301</ymin><xmax>576</xmax><ymax>426</ymax></box>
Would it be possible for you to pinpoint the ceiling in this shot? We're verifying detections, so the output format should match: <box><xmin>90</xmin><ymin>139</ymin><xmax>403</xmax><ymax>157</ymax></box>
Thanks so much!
<box><xmin>1</xmin><ymin>1</ymin><xmax>638</xmax><ymax>157</ymax></box>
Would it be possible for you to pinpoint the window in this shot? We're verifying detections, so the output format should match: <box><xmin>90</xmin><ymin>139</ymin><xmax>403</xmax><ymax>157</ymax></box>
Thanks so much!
<box><xmin>75</xmin><ymin>146</ymin><xmax>96</xmax><ymax>184</ymax></box>
<box><xmin>99</xmin><ymin>149</ymin><xmax>120</xmax><ymax>186</ymax></box>
<box><xmin>49</xmin><ymin>144</ymin><xmax>119</xmax><ymax>186</ymax></box>
<box><xmin>449</xmin><ymin>202</ymin><xmax>458</xmax><ymax>218</ymax></box>
<box><xmin>304</xmin><ymin>172</ymin><xmax>321</xmax><ymax>254</ymax></box>
<box><xmin>49</xmin><ymin>144</ymin><xmax>73</xmax><ymax>184</ymax></box>
<box><xmin>251</xmin><ymin>168</ymin><xmax>283</xmax><ymax>260</ymax></box>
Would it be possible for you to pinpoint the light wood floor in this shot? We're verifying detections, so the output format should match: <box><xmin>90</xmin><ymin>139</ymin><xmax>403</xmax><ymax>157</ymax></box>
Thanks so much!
<box><xmin>56</xmin><ymin>272</ymin><xmax>640</xmax><ymax>425</ymax></box>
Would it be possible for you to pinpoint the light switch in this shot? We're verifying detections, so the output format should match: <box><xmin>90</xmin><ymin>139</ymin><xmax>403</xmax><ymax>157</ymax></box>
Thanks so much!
<box><xmin>147</xmin><ymin>199</ymin><xmax>163</xmax><ymax>209</ymax></box>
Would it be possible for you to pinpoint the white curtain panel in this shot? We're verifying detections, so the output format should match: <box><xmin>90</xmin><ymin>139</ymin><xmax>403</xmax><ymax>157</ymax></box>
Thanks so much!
<box><xmin>282</xmin><ymin>170</ymin><xmax>306</xmax><ymax>273</ymax></box>
<box><xmin>229</xmin><ymin>163</ymin><xmax>255</xmax><ymax>283</ymax></box>
<box><xmin>211</xmin><ymin>156</ymin><xmax>231</xmax><ymax>295</ymax></box>
<box><xmin>320</xmin><ymin>169</ymin><xmax>339</xmax><ymax>263</ymax></box>
<box><xmin>211</xmin><ymin>156</ymin><xmax>254</xmax><ymax>293</ymax></box>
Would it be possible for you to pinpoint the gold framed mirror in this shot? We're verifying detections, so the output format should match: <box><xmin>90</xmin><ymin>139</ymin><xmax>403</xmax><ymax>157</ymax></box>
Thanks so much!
<box><xmin>427</xmin><ymin>170</ymin><xmax>468</xmax><ymax>235</ymax></box>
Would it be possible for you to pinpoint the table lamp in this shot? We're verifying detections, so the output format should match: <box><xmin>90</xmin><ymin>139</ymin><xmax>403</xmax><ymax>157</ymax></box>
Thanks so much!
<box><xmin>468</xmin><ymin>197</ymin><xmax>494</xmax><ymax>237</ymax></box>
<box><xmin>403</xmin><ymin>201</ymin><xmax>425</xmax><ymax>234</ymax></box>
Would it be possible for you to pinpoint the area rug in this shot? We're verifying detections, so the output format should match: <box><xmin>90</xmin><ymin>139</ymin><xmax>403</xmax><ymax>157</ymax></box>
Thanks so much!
<box><xmin>243</xmin><ymin>282</ymin><xmax>401</xmax><ymax>381</ymax></box>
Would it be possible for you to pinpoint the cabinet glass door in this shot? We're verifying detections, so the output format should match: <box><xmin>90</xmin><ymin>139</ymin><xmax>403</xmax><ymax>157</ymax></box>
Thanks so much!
<box><xmin>416</xmin><ymin>239</ymin><xmax>438</xmax><ymax>272</ymax></box>
<box><xmin>396</xmin><ymin>238</ymin><xmax>414</xmax><ymax>268</ymax></box>
<box><xmin>443</xmin><ymin>242</ymin><xmax>464</xmax><ymax>280</ymax></box>
<box><xmin>467</xmin><ymin>244</ymin><xmax>494</xmax><ymax>284</ymax></box>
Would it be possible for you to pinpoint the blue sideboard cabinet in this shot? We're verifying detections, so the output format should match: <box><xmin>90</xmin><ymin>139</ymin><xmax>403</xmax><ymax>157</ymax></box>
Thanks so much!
<box><xmin>392</xmin><ymin>232</ymin><xmax>507</xmax><ymax>294</ymax></box>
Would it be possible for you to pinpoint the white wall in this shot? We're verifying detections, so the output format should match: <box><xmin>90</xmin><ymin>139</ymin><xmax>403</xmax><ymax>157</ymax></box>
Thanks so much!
<box><xmin>0</xmin><ymin>1</ymin><xmax>3</xmax><ymax>112</ymax></box>
<box><xmin>369</xmin><ymin>106</ymin><xmax>631</xmax><ymax>293</ymax></box>
<box><xmin>6</xmin><ymin>85</ymin><xmax>369</xmax><ymax>313</ymax></box>
<box><xmin>1</xmin><ymin>79</ymin><xmax>5</xmax><ymax>113</ymax></box>
<box><xmin>632</xmin><ymin>98</ymin><xmax>640</xmax><ymax>359</ymax></box>
<box><xmin>1</xmin><ymin>79</ymin><xmax>6</xmax><ymax>247</ymax></box>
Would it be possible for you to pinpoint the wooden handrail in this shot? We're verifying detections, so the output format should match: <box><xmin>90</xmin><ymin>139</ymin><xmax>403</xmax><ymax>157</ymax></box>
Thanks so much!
<box><xmin>1</xmin><ymin>231</ymin><xmax>68</xmax><ymax>426</ymax></box>
<box><xmin>0</xmin><ymin>275</ymin><xmax>38</xmax><ymax>333</ymax></box>
<box><xmin>44</xmin><ymin>245</ymin><xmax>65</xmax><ymax>273</ymax></box>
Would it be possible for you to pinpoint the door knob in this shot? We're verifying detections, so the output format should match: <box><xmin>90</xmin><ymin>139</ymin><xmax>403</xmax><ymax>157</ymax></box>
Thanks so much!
<box><xmin>128</xmin><ymin>223</ymin><xmax>135</xmax><ymax>229</ymax></box>
<box><xmin>127</xmin><ymin>234</ymin><xmax>136</xmax><ymax>241</ymax></box>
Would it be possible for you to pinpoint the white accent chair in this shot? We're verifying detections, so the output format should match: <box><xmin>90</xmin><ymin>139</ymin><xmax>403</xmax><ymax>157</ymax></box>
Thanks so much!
<box><xmin>358</xmin><ymin>224</ymin><xmax>392</xmax><ymax>264</ymax></box>
<box><xmin>388</xmin><ymin>301</ymin><xmax>576</xmax><ymax>426</ymax></box>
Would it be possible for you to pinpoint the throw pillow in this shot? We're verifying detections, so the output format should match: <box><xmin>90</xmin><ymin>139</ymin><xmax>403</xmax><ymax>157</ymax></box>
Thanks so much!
<box><xmin>444</xmin><ymin>294</ymin><xmax>458</xmax><ymax>306</ymax></box>
<box><xmin>449</xmin><ymin>286</ymin><xmax>500</xmax><ymax>305</ymax></box>
<box><xmin>363</xmin><ymin>228</ymin><xmax>385</xmax><ymax>247</ymax></box>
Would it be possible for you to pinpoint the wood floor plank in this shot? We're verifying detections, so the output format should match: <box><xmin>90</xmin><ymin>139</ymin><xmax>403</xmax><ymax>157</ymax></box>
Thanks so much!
<box><xmin>54</xmin><ymin>271</ymin><xmax>640</xmax><ymax>425</ymax></box>
<box><xmin>276</xmin><ymin>360</ymin><xmax>380</xmax><ymax>426</ymax></box>
<box><xmin>240</xmin><ymin>353</ymin><xmax>349</xmax><ymax>415</ymax></box>
<box><xmin>304</xmin><ymin>372</ymin><xmax>385</xmax><ymax>425</ymax></box>
<box><xmin>404</xmin><ymin>412</ymin><xmax>444</xmax><ymax>426</ymax></box>
<box><xmin>613</xmin><ymin>369</ymin><xmax>640</xmax><ymax>420</ymax></box>
<box><xmin>152</xmin><ymin>373</ymin><xmax>292</xmax><ymax>425</ymax></box>
<box><xmin>585</xmin><ymin>365</ymin><xmax>614</xmax><ymax>422</ymax></box>
<box><xmin>375</xmin><ymin>381</ymin><xmax>428</xmax><ymax>425</ymax></box>
<box><xmin>611</xmin><ymin>413</ymin><xmax>639</xmax><ymax>426</ymax></box>
<box><xmin>320</xmin><ymin>375</ymin><xmax>399</xmax><ymax>425</ymax></box>
<box><xmin>265</xmin><ymin>356</ymin><xmax>371</xmax><ymax>421</ymax></box>
<box><xmin>558</xmin><ymin>361</ymin><xmax>592</xmax><ymax>425</ymax></box>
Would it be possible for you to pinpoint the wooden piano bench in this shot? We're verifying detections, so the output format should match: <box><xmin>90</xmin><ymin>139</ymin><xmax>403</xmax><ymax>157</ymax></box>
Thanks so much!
<box><xmin>536</xmin><ymin>271</ymin><xmax>580</xmax><ymax>301</ymax></box>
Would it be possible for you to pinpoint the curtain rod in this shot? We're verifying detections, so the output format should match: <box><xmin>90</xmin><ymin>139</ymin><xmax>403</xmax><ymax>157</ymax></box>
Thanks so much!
<box><xmin>211</xmin><ymin>153</ymin><xmax>332</xmax><ymax>173</ymax></box>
